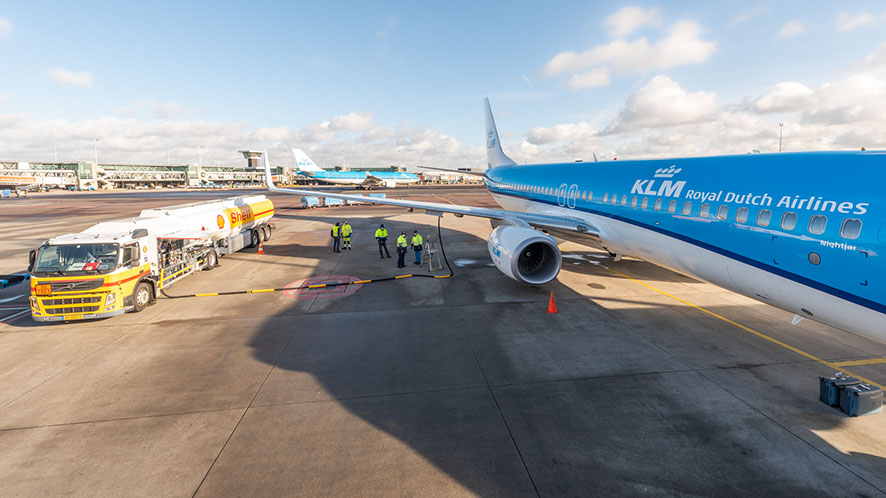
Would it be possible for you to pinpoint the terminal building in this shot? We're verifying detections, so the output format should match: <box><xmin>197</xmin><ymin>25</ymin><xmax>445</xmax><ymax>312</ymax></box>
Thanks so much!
<box><xmin>0</xmin><ymin>159</ymin><xmax>288</xmax><ymax>190</ymax></box>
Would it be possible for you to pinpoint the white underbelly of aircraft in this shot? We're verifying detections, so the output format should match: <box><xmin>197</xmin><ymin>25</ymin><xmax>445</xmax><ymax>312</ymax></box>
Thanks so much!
<box><xmin>490</xmin><ymin>193</ymin><xmax>885</xmax><ymax>343</ymax></box>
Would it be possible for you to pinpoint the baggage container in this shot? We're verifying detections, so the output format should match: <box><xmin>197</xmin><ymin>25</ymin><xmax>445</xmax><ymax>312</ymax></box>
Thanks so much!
<box><xmin>819</xmin><ymin>375</ymin><xmax>860</xmax><ymax>406</ymax></box>
<box><xmin>840</xmin><ymin>384</ymin><xmax>884</xmax><ymax>417</ymax></box>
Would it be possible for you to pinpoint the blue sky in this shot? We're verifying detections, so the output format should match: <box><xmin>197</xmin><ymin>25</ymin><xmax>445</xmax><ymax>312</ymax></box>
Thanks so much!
<box><xmin>2</xmin><ymin>2</ymin><xmax>886</xmax><ymax>168</ymax></box>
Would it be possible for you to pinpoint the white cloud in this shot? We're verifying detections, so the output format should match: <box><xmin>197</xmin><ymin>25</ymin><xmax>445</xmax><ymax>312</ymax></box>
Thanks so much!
<box><xmin>864</xmin><ymin>42</ymin><xmax>886</xmax><ymax>67</ymax></box>
<box><xmin>776</xmin><ymin>21</ymin><xmax>805</xmax><ymax>39</ymax></box>
<box><xmin>835</xmin><ymin>12</ymin><xmax>885</xmax><ymax>31</ymax></box>
<box><xmin>0</xmin><ymin>18</ymin><xmax>11</xmax><ymax>38</ymax></box>
<box><xmin>603</xmin><ymin>75</ymin><xmax>718</xmax><ymax>134</ymax></box>
<box><xmin>727</xmin><ymin>6</ymin><xmax>770</xmax><ymax>28</ymax></box>
<box><xmin>604</xmin><ymin>6</ymin><xmax>662</xmax><ymax>38</ymax></box>
<box><xmin>47</xmin><ymin>68</ymin><xmax>94</xmax><ymax>87</ymax></box>
<box><xmin>568</xmin><ymin>67</ymin><xmax>611</xmax><ymax>90</ymax></box>
<box><xmin>753</xmin><ymin>82</ymin><xmax>813</xmax><ymax>112</ymax></box>
<box><xmin>0</xmin><ymin>109</ymin><xmax>476</xmax><ymax>171</ymax></box>
<box><xmin>527</xmin><ymin>122</ymin><xmax>597</xmax><ymax>145</ymax></box>
<box><xmin>539</xmin><ymin>20</ymin><xmax>716</xmax><ymax>89</ymax></box>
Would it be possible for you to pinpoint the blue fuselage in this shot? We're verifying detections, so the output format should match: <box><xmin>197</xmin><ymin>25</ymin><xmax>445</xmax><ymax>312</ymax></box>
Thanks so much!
<box><xmin>484</xmin><ymin>151</ymin><xmax>884</xmax><ymax>328</ymax></box>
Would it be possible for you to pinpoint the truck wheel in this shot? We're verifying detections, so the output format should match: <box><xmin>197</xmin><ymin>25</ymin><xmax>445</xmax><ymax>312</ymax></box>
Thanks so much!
<box><xmin>260</xmin><ymin>225</ymin><xmax>269</xmax><ymax>241</ymax></box>
<box><xmin>250</xmin><ymin>229</ymin><xmax>260</xmax><ymax>248</ymax></box>
<box><xmin>263</xmin><ymin>224</ymin><xmax>272</xmax><ymax>241</ymax></box>
<box><xmin>133</xmin><ymin>282</ymin><xmax>152</xmax><ymax>312</ymax></box>
<box><xmin>204</xmin><ymin>249</ymin><xmax>218</xmax><ymax>270</ymax></box>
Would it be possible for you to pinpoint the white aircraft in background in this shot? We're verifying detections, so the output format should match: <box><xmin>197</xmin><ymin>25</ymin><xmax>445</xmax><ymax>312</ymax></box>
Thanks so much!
<box><xmin>292</xmin><ymin>148</ymin><xmax>420</xmax><ymax>188</ymax></box>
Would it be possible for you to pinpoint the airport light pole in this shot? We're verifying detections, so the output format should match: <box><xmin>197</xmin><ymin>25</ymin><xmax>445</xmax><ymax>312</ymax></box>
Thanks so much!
<box><xmin>199</xmin><ymin>145</ymin><xmax>205</xmax><ymax>167</ymax></box>
<box><xmin>778</xmin><ymin>123</ymin><xmax>784</xmax><ymax>152</ymax></box>
<box><xmin>94</xmin><ymin>138</ymin><xmax>100</xmax><ymax>166</ymax></box>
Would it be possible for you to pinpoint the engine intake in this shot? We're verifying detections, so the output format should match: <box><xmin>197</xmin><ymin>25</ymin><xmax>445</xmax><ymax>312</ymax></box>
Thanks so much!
<box><xmin>487</xmin><ymin>225</ymin><xmax>561</xmax><ymax>285</ymax></box>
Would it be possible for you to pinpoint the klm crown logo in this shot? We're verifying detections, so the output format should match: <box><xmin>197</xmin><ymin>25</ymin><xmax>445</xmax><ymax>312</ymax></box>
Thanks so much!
<box><xmin>487</xmin><ymin>131</ymin><xmax>496</xmax><ymax>149</ymax></box>
<box><xmin>654</xmin><ymin>166</ymin><xmax>682</xmax><ymax>178</ymax></box>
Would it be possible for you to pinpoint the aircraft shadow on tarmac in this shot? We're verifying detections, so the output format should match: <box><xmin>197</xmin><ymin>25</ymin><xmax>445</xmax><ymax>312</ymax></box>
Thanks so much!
<box><xmin>244</xmin><ymin>213</ymin><xmax>886</xmax><ymax>497</ymax></box>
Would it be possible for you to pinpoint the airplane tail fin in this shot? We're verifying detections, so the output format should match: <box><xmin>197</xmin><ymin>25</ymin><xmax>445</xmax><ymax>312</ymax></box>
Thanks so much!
<box><xmin>292</xmin><ymin>148</ymin><xmax>324</xmax><ymax>172</ymax></box>
<box><xmin>484</xmin><ymin>98</ymin><xmax>516</xmax><ymax>169</ymax></box>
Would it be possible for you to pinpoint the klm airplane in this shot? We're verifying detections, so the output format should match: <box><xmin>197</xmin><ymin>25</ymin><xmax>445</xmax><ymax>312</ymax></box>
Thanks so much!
<box><xmin>266</xmin><ymin>99</ymin><xmax>885</xmax><ymax>342</ymax></box>
<box><xmin>292</xmin><ymin>148</ymin><xmax>420</xmax><ymax>188</ymax></box>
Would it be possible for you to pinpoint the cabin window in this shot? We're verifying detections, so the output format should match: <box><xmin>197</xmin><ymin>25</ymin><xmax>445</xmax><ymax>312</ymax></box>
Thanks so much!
<box><xmin>808</xmin><ymin>215</ymin><xmax>827</xmax><ymax>235</ymax></box>
<box><xmin>654</xmin><ymin>198</ymin><xmax>662</xmax><ymax>211</ymax></box>
<box><xmin>717</xmin><ymin>205</ymin><xmax>728</xmax><ymax>220</ymax></box>
<box><xmin>781</xmin><ymin>212</ymin><xmax>798</xmax><ymax>231</ymax></box>
<box><xmin>587</xmin><ymin>191</ymin><xmax>593</xmax><ymax>201</ymax></box>
<box><xmin>682</xmin><ymin>201</ymin><xmax>692</xmax><ymax>215</ymax></box>
<box><xmin>631</xmin><ymin>196</ymin><xmax>638</xmax><ymax>208</ymax></box>
<box><xmin>610</xmin><ymin>194</ymin><xmax>617</xmax><ymax>205</ymax></box>
<box><xmin>700</xmin><ymin>203</ymin><xmax>710</xmax><ymax>217</ymax></box>
<box><xmin>603</xmin><ymin>193</ymin><xmax>609</xmax><ymax>203</ymax></box>
<box><xmin>641</xmin><ymin>197</ymin><xmax>649</xmax><ymax>209</ymax></box>
<box><xmin>668</xmin><ymin>200</ymin><xmax>677</xmax><ymax>213</ymax></box>
<box><xmin>580</xmin><ymin>191</ymin><xmax>586</xmax><ymax>200</ymax></box>
<box><xmin>736</xmin><ymin>207</ymin><xmax>749</xmax><ymax>223</ymax></box>
<box><xmin>840</xmin><ymin>218</ymin><xmax>862</xmax><ymax>239</ymax></box>
<box><xmin>621</xmin><ymin>195</ymin><xmax>627</xmax><ymax>206</ymax></box>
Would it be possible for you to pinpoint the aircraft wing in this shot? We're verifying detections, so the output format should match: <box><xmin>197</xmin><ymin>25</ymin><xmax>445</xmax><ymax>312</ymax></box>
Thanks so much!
<box><xmin>263</xmin><ymin>152</ymin><xmax>598</xmax><ymax>236</ymax></box>
<box><xmin>419</xmin><ymin>166</ymin><xmax>488</xmax><ymax>177</ymax></box>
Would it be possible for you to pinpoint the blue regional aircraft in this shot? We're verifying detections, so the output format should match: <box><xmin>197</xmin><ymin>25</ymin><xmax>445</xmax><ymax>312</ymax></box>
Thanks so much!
<box><xmin>266</xmin><ymin>99</ymin><xmax>885</xmax><ymax>343</ymax></box>
<box><xmin>292</xmin><ymin>148</ymin><xmax>420</xmax><ymax>188</ymax></box>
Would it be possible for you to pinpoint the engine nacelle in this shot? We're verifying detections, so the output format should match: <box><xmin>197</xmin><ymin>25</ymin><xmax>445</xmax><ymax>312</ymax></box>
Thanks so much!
<box><xmin>487</xmin><ymin>225</ymin><xmax>561</xmax><ymax>285</ymax></box>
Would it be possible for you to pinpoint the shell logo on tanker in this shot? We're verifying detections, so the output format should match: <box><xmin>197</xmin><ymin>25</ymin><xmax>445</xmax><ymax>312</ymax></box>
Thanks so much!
<box><xmin>216</xmin><ymin>214</ymin><xmax>225</xmax><ymax>229</ymax></box>
<box><xmin>226</xmin><ymin>206</ymin><xmax>255</xmax><ymax>227</ymax></box>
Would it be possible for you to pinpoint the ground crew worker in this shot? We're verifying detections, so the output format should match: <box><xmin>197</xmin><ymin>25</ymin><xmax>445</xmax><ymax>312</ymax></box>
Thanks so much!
<box><xmin>396</xmin><ymin>231</ymin><xmax>408</xmax><ymax>268</ymax></box>
<box><xmin>411</xmin><ymin>230</ymin><xmax>423</xmax><ymax>265</ymax></box>
<box><xmin>375</xmin><ymin>224</ymin><xmax>391</xmax><ymax>258</ymax></box>
<box><xmin>331</xmin><ymin>222</ymin><xmax>341</xmax><ymax>253</ymax></box>
<box><xmin>341</xmin><ymin>221</ymin><xmax>352</xmax><ymax>250</ymax></box>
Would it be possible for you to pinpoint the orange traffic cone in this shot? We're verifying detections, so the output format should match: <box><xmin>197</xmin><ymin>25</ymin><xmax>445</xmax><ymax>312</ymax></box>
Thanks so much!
<box><xmin>547</xmin><ymin>291</ymin><xmax>558</xmax><ymax>314</ymax></box>
<box><xmin>258</xmin><ymin>242</ymin><xmax>264</xmax><ymax>255</ymax></box>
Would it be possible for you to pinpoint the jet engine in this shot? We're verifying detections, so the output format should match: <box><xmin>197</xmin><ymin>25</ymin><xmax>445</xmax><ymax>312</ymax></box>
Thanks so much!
<box><xmin>487</xmin><ymin>225</ymin><xmax>561</xmax><ymax>285</ymax></box>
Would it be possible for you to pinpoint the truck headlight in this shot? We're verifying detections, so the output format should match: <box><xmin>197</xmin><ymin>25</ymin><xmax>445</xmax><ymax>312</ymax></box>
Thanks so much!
<box><xmin>105</xmin><ymin>293</ymin><xmax>116</xmax><ymax>306</ymax></box>
<box><xmin>30</xmin><ymin>297</ymin><xmax>38</xmax><ymax>309</ymax></box>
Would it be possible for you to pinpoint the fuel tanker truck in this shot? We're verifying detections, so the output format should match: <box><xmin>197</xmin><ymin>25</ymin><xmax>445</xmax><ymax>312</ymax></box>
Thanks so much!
<box><xmin>27</xmin><ymin>195</ymin><xmax>274</xmax><ymax>322</ymax></box>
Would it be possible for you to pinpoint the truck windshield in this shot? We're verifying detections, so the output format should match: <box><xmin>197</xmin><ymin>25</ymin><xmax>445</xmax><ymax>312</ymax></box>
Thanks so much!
<box><xmin>32</xmin><ymin>243</ymin><xmax>119</xmax><ymax>276</ymax></box>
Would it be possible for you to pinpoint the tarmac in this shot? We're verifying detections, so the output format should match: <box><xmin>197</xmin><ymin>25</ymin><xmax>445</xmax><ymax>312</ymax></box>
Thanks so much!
<box><xmin>0</xmin><ymin>186</ymin><xmax>884</xmax><ymax>497</ymax></box>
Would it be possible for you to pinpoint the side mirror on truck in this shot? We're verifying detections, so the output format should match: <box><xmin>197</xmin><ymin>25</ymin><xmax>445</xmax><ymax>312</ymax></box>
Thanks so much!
<box><xmin>28</xmin><ymin>249</ymin><xmax>36</xmax><ymax>272</ymax></box>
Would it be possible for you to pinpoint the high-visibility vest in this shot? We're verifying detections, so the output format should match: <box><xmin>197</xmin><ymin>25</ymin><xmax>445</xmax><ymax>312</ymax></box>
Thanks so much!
<box><xmin>332</xmin><ymin>225</ymin><xmax>339</xmax><ymax>237</ymax></box>
<box><xmin>396</xmin><ymin>235</ymin><xmax>407</xmax><ymax>248</ymax></box>
<box><xmin>411</xmin><ymin>234</ymin><xmax>423</xmax><ymax>247</ymax></box>
<box><xmin>342</xmin><ymin>224</ymin><xmax>352</xmax><ymax>236</ymax></box>
<box><xmin>375</xmin><ymin>228</ymin><xmax>387</xmax><ymax>238</ymax></box>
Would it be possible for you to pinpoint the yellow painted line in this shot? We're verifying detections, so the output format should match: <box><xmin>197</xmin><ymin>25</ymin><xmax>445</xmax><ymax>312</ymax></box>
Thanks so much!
<box><xmin>395</xmin><ymin>275</ymin><xmax>412</xmax><ymax>279</ymax></box>
<box><xmin>250</xmin><ymin>288</ymin><xmax>275</xmax><ymax>293</ymax></box>
<box><xmin>602</xmin><ymin>265</ymin><xmax>885</xmax><ymax>390</ymax></box>
<box><xmin>195</xmin><ymin>293</ymin><xmax>218</xmax><ymax>297</ymax></box>
<box><xmin>307</xmin><ymin>284</ymin><xmax>326</xmax><ymax>289</ymax></box>
<box><xmin>434</xmin><ymin>275</ymin><xmax>451</xmax><ymax>279</ymax></box>
<box><xmin>432</xmin><ymin>194</ymin><xmax>457</xmax><ymax>205</ymax></box>
<box><xmin>353</xmin><ymin>280</ymin><xmax>371</xmax><ymax>284</ymax></box>
<box><xmin>831</xmin><ymin>358</ymin><xmax>886</xmax><ymax>367</ymax></box>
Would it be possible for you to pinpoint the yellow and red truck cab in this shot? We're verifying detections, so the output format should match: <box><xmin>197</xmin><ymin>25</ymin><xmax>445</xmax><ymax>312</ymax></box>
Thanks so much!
<box><xmin>29</xmin><ymin>195</ymin><xmax>274</xmax><ymax>322</ymax></box>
